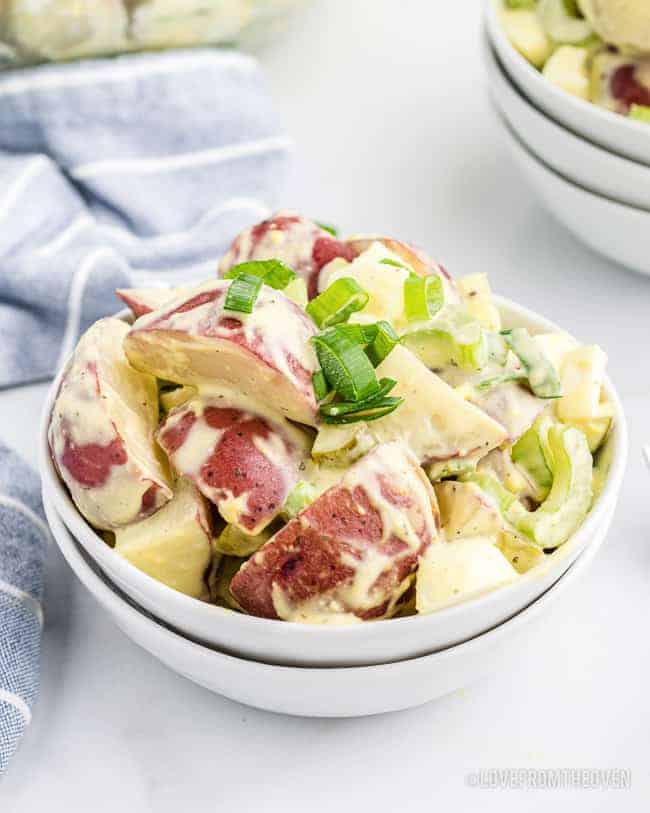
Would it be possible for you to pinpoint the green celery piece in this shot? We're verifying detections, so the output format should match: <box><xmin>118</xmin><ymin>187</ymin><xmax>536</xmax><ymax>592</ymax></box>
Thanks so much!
<box><xmin>460</xmin><ymin>471</ymin><xmax>520</xmax><ymax>514</ymax></box>
<box><xmin>511</xmin><ymin>416</ymin><xmax>554</xmax><ymax>501</ymax></box>
<box><xmin>504</xmin><ymin>327</ymin><xmax>562</xmax><ymax>398</ymax></box>
<box><xmin>509</xmin><ymin>425</ymin><xmax>593</xmax><ymax>549</ymax></box>
<box><xmin>282</xmin><ymin>481</ymin><xmax>317</xmax><ymax>519</ymax></box>
<box><xmin>505</xmin><ymin>0</ymin><xmax>536</xmax><ymax>7</ymax></box>
<box><xmin>401</xmin><ymin>304</ymin><xmax>488</xmax><ymax>372</ymax></box>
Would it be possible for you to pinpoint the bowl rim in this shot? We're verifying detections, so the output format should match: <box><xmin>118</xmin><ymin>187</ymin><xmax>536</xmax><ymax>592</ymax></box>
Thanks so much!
<box><xmin>482</xmin><ymin>31</ymin><xmax>650</xmax><ymax>211</ymax></box>
<box><xmin>497</xmin><ymin>97</ymin><xmax>650</xmax><ymax>218</ymax></box>
<box><xmin>42</xmin><ymin>490</ymin><xmax>607</xmax><ymax>673</ymax></box>
<box><xmin>39</xmin><ymin>295</ymin><xmax>628</xmax><ymax>641</ymax></box>
<box><xmin>483</xmin><ymin>0</ymin><xmax>650</xmax><ymax>144</ymax></box>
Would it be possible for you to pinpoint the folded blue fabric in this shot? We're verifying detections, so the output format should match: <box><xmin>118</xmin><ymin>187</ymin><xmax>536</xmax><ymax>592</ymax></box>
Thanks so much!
<box><xmin>0</xmin><ymin>47</ymin><xmax>290</xmax><ymax>773</ymax></box>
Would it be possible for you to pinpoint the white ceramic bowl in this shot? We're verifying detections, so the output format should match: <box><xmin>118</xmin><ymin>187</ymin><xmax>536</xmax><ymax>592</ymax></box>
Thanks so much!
<box><xmin>43</xmin><ymin>492</ymin><xmax>611</xmax><ymax>717</ymax></box>
<box><xmin>483</xmin><ymin>34</ymin><xmax>650</xmax><ymax>212</ymax></box>
<box><xmin>484</xmin><ymin>0</ymin><xmax>650</xmax><ymax>167</ymax></box>
<box><xmin>40</xmin><ymin>300</ymin><xmax>627</xmax><ymax>667</ymax></box>
<box><xmin>495</xmin><ymin>109</ymin><xmax>650</xmax><ymax>276</ymax></box>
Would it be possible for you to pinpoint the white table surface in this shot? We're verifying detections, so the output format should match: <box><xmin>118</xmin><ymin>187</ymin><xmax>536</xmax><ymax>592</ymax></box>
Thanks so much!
<box><xmin>2</xmin><ymin>1</ymin><xmax>650</xmax><ymax>809</ymax></box>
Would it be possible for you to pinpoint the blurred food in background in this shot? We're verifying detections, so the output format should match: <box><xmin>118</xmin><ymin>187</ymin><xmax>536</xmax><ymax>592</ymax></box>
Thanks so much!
<box><xmin>0</xmin><ymin>0</ymin><xmax>306</xmax><ymax>67</ymax></box>
<box><xmin>498</xmin><ymin>0</ymin><xmax>650</xmax><ymax>119</ymax></box>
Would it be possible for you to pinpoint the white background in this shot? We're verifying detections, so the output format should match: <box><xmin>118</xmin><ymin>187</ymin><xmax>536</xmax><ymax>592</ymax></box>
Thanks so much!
<box><xmin>2</xmin><ymin>1</ymin><xmax>650</xmax><ymax>809</ymax></box>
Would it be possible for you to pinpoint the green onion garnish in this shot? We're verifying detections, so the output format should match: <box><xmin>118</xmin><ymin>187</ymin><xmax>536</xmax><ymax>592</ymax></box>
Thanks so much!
<box><xmin>366</xmin><ymin>320</ymin><xmax>399</xmax><ymax>367</ymax></box>
<box><xmin>312</xmin><ymin>369</ymin><xmax>329</xmax><ymax>401</ymax></box>
<box><xmin>224</xmin><ymin>259</ymin><xmax>296</xmax><ymax>290</ymax></box>
<box><xmin>311</xmin><ymin>328</ymin><xmax>379</xmax><ymax>402</ymax></box>
<box><xmin>320</xmin><ymin>397</ymin><xmax>403</xmax><ymax>424</ymax></box>
<box><xmin>403</xmin><ymin>273</ymin><xmax>444</xmax><ymax>323</ymax></box>
<box><xmin>224</xmin><ymin>272</ymin><xmax>263</xmax><ymax>314</ymax></box>
<box><xmin>316</xmin><ymin>221</ymin><xmax>338</xmax><ymax>236</ymax></box>
<box><xmin>380</xmin><ymin>258</ymin><xmax>408</xmax><ymax>269</ymax></box>
<box><xmin>319</xmin><ymin>378</ymin><xmax>397</xmax><ymax>417</ymax></box>
<box><xmin>306</xmin><ymin>277</ymin><xmax>369</xmax><ymax>329</ymax></box>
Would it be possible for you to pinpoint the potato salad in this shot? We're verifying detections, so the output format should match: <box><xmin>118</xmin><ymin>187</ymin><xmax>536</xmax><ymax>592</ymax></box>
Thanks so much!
<box><xmin>499</xmin><ymin>0</ymin><xmax>650</xmax><ymax>120</ymax></box>
<box><xmin>49</xmin><ymin>211</ymin><xmax>614</xmax><ymax>623</ymax></box>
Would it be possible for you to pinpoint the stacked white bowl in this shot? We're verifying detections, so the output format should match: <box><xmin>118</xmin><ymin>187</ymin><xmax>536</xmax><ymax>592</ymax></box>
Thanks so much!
<box><xmin>484</xmin><ymin>0</ymin><xmax>650</xmax><ymax>276</ymax></box>
<box><xmin>39</xmin><ymin>299</ymin><xmax>628</xmax><ymax>717</ymax></box>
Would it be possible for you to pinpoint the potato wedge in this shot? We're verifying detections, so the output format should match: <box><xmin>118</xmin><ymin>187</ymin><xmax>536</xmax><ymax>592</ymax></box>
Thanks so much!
<box><xmin>48</xmin><ymin>317</ymin><xmax>172</xmax><ymax>530</ymax></box>
<box><xmin>157</xmin><ymin>392</ymin><xmax>309</xmax><ymax>534</ymax></box>
<box><xmin>230</xmin><ymin>441</ymin><xmax>439</xmax><ymax>622</ymax></box>
<box><xmin>114</xmin><ymin>478</ymin><xmax>213</xmax><ymax>598</ymax></box>
<box><xmin>124</xmin><ymin>279</ymin><xmax>319</xmax><ymax>425</ymax></box>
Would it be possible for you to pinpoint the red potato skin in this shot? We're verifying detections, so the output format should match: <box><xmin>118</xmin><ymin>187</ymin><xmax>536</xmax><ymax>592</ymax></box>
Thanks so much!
<box><xmin>115</xmin><ymin>289</ymin><xmax>152</xmax><ymax>317</ymax></box>
<box><xmin>49</xmin><ymin>326</ymin><xmax>172</xmax><ymax>530</ymax></box>
<box><xmin>218</xmin><ymin>211</ymin><xmax>356</xmax><ymax>299</ymax></box>
<box><xmin>610</xmin><ymin>64</ymin><xmax>650</xmax><ymax>110</ymax></box>
<box><xmin>158</xmin><ymin>401</ymin><xmax>303</xmax><ymax>533</ymax></box>
<box><xmin>230</xmin><ymin>444</ymin><xmax>439</xmax><ymax>620</ymax></box>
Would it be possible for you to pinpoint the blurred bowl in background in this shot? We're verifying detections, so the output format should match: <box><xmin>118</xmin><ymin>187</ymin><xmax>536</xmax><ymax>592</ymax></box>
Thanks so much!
<box><xmin>496</xmin><ymin>112</ymin><xmax>650</xmax><ymax>276</ymax></box>
<box><xmin>0</xmin><ymin>0</ymin><xmax>309</xmax><ymax>68</ymax></box>
<box><xmin>484</xmin><ymin>35</ymin><xmax>650</xmax><ymax>212</ymax></box>
<box><xmin>484</xmin><ymin>0</ymin><xmax>650</xmax><ymax>167</ymax></box>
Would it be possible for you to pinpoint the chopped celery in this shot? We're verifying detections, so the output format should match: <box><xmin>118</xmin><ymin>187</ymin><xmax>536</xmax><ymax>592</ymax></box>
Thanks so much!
<box><xmin>511</xmin><ymin>416</ymin><xmax>554</xmax><ymax>501</ymax></box>
<box><xmin>401</xmin><ymin>305</ymin><xmax>488</xmax><ymax>371</ymax></box>
<box><xmin>505</xmin><ymin>327</ymin><xmax>562</xmax><ymax>398</ymax></box>
<box><xmin>510</xmin><ymin>425</ymin><xmax>593</xmax><ymax>549</ymax></box>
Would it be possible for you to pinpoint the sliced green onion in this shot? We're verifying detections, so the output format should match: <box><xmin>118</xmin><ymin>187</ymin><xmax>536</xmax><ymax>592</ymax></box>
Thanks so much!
<box><xmin>312</xmin><ymin>369</ymin><xmax>329</xmax><ymax>401</ymax></box>
<box><xmin>322</xmin><ymin>321</ymin><xmax>399</xmax><ymax>367</ymax></box>
<box><xmin>404</xmin><ymin>273</ymin><xmax>444</xmax><ymax>322</ymax></box>
<box><xmin>311</xmin><ymin>328</ymin><xmax>379</xmax><ymax>402</ymax></box>
<box><xmin>319</xmin><ymin>378</ymin><xmax>397</xmax><ymax>417</ymax></box>
<box><xmin>306</xmin><ymin>277</ymin><xmax>369</xmax><ymax>328</ymax></box>
<box><xmin>330</xmin><ymin>323</ymin><xmax>377</xmax><ymax>346</ymax></box>
<box><xmin>224</xmin><ymin>259</ymin><xmax>296</xmax><ymax>290</ymax></box>
<box><xmin>316</xmin><ymin>221</ymin><xmax>338</xmax><ymax>236</ymax></box>
<box><xmin>366</xmin><ymin>320</ymin><xmax>400</xmax><ymax>367</ymax></box>
<box><xmin>224</xmin><ymin>272</ymin><xmax>263</xmax><ymax>314</ymax></box>
<box><xmin>320</xmin><ymin>397</ymin><xmax>403</xmax><ymax>424</ymax></box>
<box><xmin>380</xmin><ymin>258</ymin><xmax>408</xmax><ymax>269</ymax></box>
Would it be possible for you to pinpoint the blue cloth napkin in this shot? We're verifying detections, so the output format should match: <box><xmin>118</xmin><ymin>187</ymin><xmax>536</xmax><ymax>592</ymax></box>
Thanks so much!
<box><xmin>0</xmin><ymin>47</ymin><xmax>290</xmax><ymax>773</ymax></box>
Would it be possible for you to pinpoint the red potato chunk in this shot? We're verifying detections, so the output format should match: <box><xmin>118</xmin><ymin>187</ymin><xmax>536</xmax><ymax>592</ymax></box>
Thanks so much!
<box><xmin>218</xmin><ymin>210</ymin><xmax>357</xmax><ymax>299</ymax></box>
<box><xmin>230</xmin><ymin>441</ymin><xmax>440</xmax><ymax>622</ymax></box>
<box><xmin>48</xmin><ymin>318</ymin><xmax>172</xmax><ymax>530</ymax></box>
<box><xmin>158</xmin><ymin>395</ymin><xmax>309</xmax><ymax>534</ymax></box>
<box><xmin>124</xmin><ymin>279</ymin><xmax>319</xmax><ymax>426</ymax></box>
